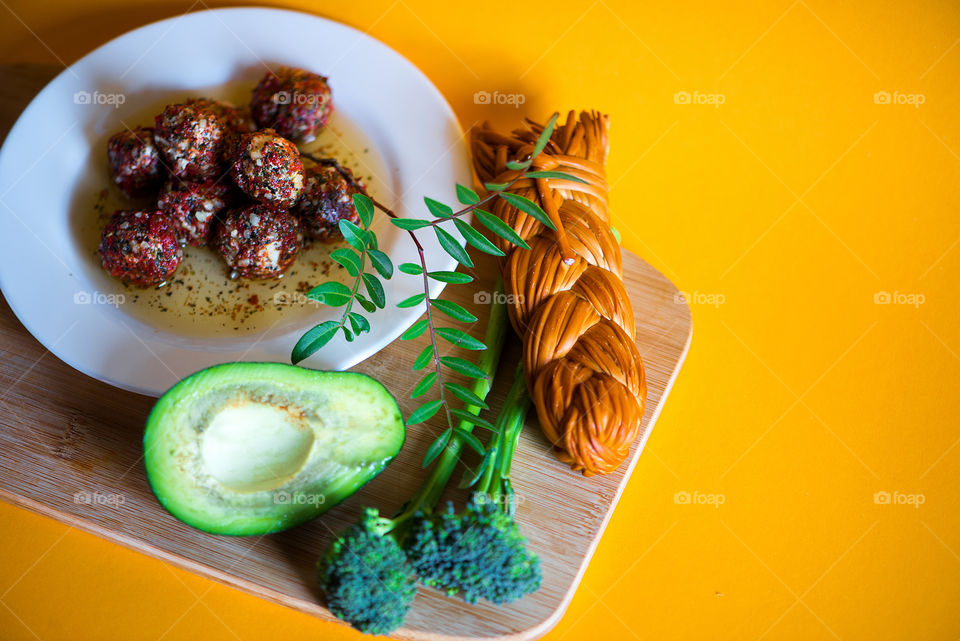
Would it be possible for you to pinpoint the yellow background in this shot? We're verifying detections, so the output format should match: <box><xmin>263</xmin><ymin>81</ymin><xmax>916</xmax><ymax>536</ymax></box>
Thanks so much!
<box><xmin>2</xmin><ymin>0</ymin><xmax>959</xmax><ymax>639</ymax></box>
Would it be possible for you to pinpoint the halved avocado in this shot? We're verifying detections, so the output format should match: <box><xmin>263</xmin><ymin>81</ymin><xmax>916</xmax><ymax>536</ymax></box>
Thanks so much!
<box><xmin>143</xmin><ymin>362</ymin><xmax>405</xmax><ymax>536</ymax></box>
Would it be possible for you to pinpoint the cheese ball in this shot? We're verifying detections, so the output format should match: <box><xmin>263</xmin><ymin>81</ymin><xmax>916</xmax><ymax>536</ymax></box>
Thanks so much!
<box><xmin>106</xmin><ymin>127</ymin><xmax>164</xmax><ymax>198</ymax></box>
<box><xmin>250</xmin><ymin>67</ymin><xmax>332</xmax><ymax>143</ymax></box>
<box><xmin>293</xmin><ymin>163</ymin><xmax>366</xmax><ymax>242</ymax></box>
<box><xmin>230</xmin><ymin>129</ymin><xmax>303</xmax><ymax>208</ymax></box>
<box><xmin>99</xmin><ymin>210</ymin><xmax>183</xmax><ymax>287</ymax></box>
<box><xmin>154</xmin><ymin>102</ymin><xmax>230</xmax><ymax>182</ymax></box>
<box><xmin>157</xmin><ymin>179</ymin><xmax>234</xmax><ymax>247</ymax></box>
<box><xmin>214</xmin><ymin>205</ymin><xmax>302</xmax><ymax>279</ymax></box>
<box><xmin>186</xmin><ymin>98</ymin><xmax>256</xmax><ymax>136</ymax></box>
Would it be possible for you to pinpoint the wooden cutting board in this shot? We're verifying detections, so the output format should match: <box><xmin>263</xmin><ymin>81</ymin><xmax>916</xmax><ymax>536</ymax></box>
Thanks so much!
<box><xmin>0</xmin><ymin>64</ymin><xmax>692</xmax><ymax>641</ymax></box>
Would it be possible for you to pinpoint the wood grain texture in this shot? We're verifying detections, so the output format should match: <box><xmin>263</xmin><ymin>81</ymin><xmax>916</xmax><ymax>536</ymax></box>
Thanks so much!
<box><xmin>0</xmin><ymin>64</ymin><xmax>692</xmax><ymax>641</ymax></box>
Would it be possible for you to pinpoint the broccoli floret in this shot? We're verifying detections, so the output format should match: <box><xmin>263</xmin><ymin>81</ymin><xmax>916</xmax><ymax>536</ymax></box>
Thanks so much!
<box><xmin>406</xmin><ymin>493</ymin><xmax>541</xmax><ymax>604</ymax></box>
<box><xmin>317</xmin><ymin>509</ymin><xmax>417</xmax><ymax>636</ymax></box>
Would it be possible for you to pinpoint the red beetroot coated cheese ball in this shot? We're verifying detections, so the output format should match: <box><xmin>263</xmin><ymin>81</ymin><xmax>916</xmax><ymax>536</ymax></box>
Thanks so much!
<box><xmin>157</xmin><ymin>179</ymin><xmax>234</xmax><ymax>247</ymax></box>
<box><xmin>154</xmin><ymin>102</ymin><xmax>230</xmax><ymax>182</ymax></box>
<box><xmin>230</xmin><ymin>129</ymin><xmax>304</xmax><ymax>208</ymax></box>
<box><xmin>99</xmin><ymin>210</ymin><xmax>183</xmax><ymax>287</ymax></box>
<box><xmin>186</xmin><ymin>97</ymin><xmax>255</xmax><ymax>162</ymax></box>
<box><xmin>186</xmin><ymin>98</ymin><xmax>256</xmax><ymax>136</ymax></box>
<box><xmin>215</xmin><ymin>204</ymin><xmax>302</xmax><ymax>279</ymax></box>
<box><xmin>293</xmin><ymin>163</ymin><xmax>366</xmax><ymax>242</ymax></box>
<box><xmin>250</xmin><ymin>67</ymin><xmax>332</xmax><ymax>143</ymax></box>
<box><xmin>106</xmin><ymin>127</ymin><xmax>164</xmax><ymax>198</ymax></box>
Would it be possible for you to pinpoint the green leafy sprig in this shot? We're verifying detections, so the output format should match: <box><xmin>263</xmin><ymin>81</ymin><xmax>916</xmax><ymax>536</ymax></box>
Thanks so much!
<box><xmin>291</xmin><ymin>114</ymin><xmax>585</xmax><ymax>465</ymax></box>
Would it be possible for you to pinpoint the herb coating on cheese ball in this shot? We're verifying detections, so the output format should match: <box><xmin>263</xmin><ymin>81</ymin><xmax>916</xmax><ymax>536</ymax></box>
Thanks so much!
<box><xmin>157</xmin><ymin>179</ymin><xmax>234</xmax><ymax>247</ymax></box>
<box><xmin>99</xmin><ymin>210</ymin><xmax>182</xmax><ymax>287</ymax></box>
<box><xmin>154</xmin><ymin>102</ymin><xmax>230</xmax><ymax>182</ymax></box>
<box><xmin>186</xmin><ymin>97</ymin><xmax>256</xmax><ymax>136</ymax></box>
<box><xmin>293</xmin><ymin>163</ymin><xmax>366</xmax><ymax>242</ymax></box>
<box><xmin>250</xmin><ymin>66</ymin><xmax>332</xmax><ymax>143</ymax></box>
<box><xmin>214</xmin><ymin>204</ymin><xmax>302</xmax><ymax>279</ymax></box>
<box><xmin>106</xmin><ymin>127</ymin><xmax>165</xmax><ymax>198</ymax></box>
<box><xmin>230</xmin><ymin>129</ymin><xmax>304</xmax><ymax>208</ymax></box>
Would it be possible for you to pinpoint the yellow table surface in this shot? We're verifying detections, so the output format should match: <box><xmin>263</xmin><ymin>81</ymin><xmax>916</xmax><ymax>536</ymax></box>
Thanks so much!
<box><xmin>1</xmin><ymin>1</ymin><xmax>959</xmax><ymax>639</ymax></box>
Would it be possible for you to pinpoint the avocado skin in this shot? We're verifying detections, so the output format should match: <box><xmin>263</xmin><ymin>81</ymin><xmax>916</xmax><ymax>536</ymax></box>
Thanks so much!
<box><xmin>143</xmin><ymin>362</ymin><xmax>406</xmax><ymax>536</ymax></box>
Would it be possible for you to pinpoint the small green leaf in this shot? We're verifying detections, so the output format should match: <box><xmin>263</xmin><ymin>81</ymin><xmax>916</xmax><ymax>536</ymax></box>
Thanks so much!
<box><xmin>610</xmin><ymin>225</ymin><xmax>622</xmax><ymax>244</ymax></box>
<box><xmin>444</xmin><ymin>382</ymin><xmax>489</xmax><ymax>409</ymax></box>
<box><xmin>524</xmin><ymin>169</ymin><xmax>588</xmax><ymax>183</ymax></box>
<box><xmin>532</xmin><ymin>112</ymin><xmax>559</xmax><ymax>160</ymax></box>
<box><xmin>307</xmin><ymin>282</ymin><xmax>353</xmax><ymax>307</ymax></box>
<box><xmin>450</xmin><ymin>408</ymin><xmax>498</xmax><ymax>431</ymax></box>
<box><xmin>391</xmin><ymin>218</ymin><xmax>432</xmax><ymax>230</ymax></box>
<box><xmin>474</xmin><ymin>209</ymin><xmax>530</xmax><ymax>249</ymax></box>
<box><xmin>422</xmin><ymin>429</ymin><xmax>452</xmax><ymax>467</ymax></box>
<box><xmin>353</xmin><ymin>193</ymin><xmax>374</xmax><ymax>228</ymax></box>
<box><xmin>341</xmin><ymin>325</ymin><xmax>354</xmax><ymax>342</ymax></box>
<box><xmin>454</xmin><ymin>219</ymin><xmax>505</xmax><ymax>256</ymax></box>
<box><xmin>484</xmin><ymin>182</ymin><xmax>509</xmax><ymax>191</ymax></box>
<box><xmin>399</xmin><ymin>262</ymin><xmax>423</xmax><ymax>275</ymax></box>
<box><xmin>435</xmin><ymin>226</ymin><xmax>474</xmax><ymax>267</ymax></box>
<box><xmin>355</xmin><ymin>293</ymin><xmax>376</xmax><ymax>313</ymax></box>
<box><xmin>454</xmin><ymin>427</ymin><xmax>485</xmax><ymax>456</ymax></box>
<box><xmin>407</xmin><ymin>399</ymin><xmax>444</xmax><ymax>425</ymax></box>
<box><xmin>431</xmin><ymin>299</ymin><xmax>478</xmax><ymax>323</ymax></box>
<box><xmin>330</xmin><ymin>248</ymin><xmax>361</xmax><ymax>276</ymax></box>
<box><xmin>456</xmin><ymin>183</ymin><xmax>480</xmax><ymax>205</ymax></box>
<box><xmin>362</xmin><ymin>273</ymin><xmax>386</xmax><ymax>308</ymax></box>
<box><xmin>291</xmin><ymin>320</ymin><xmax>340</xmax><ymax>363</ymax></box>
<box><xmin>413</xmin><ymin>343</ymin><xmax>435</xmax><ymax>370</ymax></box>
<box><xmin>440</xmin><ymin>356</ymin><xmax>488</xmax><ymax>379</ymax></box>
<box><xmin>435</xmin><ymin>327</ymin><xmax>486</xmax><ymax>350</ymax></box>
<box><xmin>411</xmin><ymin>372</ymin><xmax>437</xmax><ymax>398</ymax></box>
<box><xmin>368</xmin><ymin>249</ymin><xmax>394</xmax><ymax>279</ymax></box>
<box><xmin>347</xmin><ymin>311</ymin><xmax>370</xmax><ymax>335</ymax></box>
<box><xmin>424</xmin><ymin>197</ymin><xmax>454</xmax><ymax>218</ymax></box>
<box><xmin>401</xmin><ymin>319</ymin><xmax>428</xmax><ymax>340</ymax></box>
<box><xmin>427</xmin><ymin>271</ymin><xmax>473</xmax><ymax>284</ymax></box>
<box><xmin>506</xmin><ymin>158</ymin><xmax>531</xmax><ymax>171</ymax></box>
<box><xmin>499</xmin><ymin>192</ymin><xmax>556</xmax><ymax>230</ymax></box>
<box><xmin>339</xmin><ymin>219</ymin><xmax>366</xmax><ymax>251</ymax></box>
<box><xmin>397</xmin><ymin>293</ymin><xmax>426</xmax><ymax>308</ymax></box>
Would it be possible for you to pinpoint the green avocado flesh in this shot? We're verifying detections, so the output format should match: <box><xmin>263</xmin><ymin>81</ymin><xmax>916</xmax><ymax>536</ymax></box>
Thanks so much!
<box><xmin>143</xmin><ymin>362</ymin><xmax>405</xmax><ymax>536</ymax></box>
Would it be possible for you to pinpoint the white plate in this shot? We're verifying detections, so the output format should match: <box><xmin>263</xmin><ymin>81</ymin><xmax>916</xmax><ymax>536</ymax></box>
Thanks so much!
<box><xmin>0</xmin><ymin>7</ymin><xmax>471</xmax><ymax>397</ymax></box>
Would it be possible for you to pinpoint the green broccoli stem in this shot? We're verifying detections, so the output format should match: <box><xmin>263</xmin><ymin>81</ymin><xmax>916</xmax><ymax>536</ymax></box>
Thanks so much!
<box><xmin>391</xmin><ymin>277</ymin><xmax>509</xmax><ymax>529</ymax></box>
<box><xmin>475</xmin><ymin>364</ymin><xmax>531</xmax><ymax>514</ymax></box>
